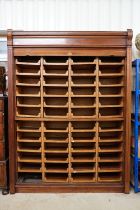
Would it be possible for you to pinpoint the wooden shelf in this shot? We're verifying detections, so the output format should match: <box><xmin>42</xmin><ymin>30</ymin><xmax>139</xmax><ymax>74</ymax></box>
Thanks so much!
<box><xmin>99</xmin><ymin>59</ymin><xmax>124</xmax><ymax>66</ymax></box>
<box><xmin>71</xmin><ymin>95</ymin><xmax>96</xmax><ymax>98</ymax></box>
<box><xmin>71</xmin><ymin>162</ymin><xmax>95</xmax><ymax>173</ymax></box>
<box><xmin>44</xmin><ymin>129</ymin><xmax>68</xmax><ymax>133</ymax></box>
<box><xmin>16</xmin><ymin>94</ymin><xmax>41</xmax><ymax>97</ymax></box>
<box><xmin>71</xmin><ymin>105</ymin><xmax>96</xmax><ymax>108</ymax></box>
<box><xmin>18</xmin><ymin>163</ymin><xmax>42</xmax><ymax>172</ymax></box>
<box><xmin>16</xmin><ymin>83</ymin><xmax>40</xmax><ymax>87</ymax></box>
<box><xmin>72</xmin><ymin>149</ymin><xmax>96</xmax><ymax>153</ymax></box>
<box><xmin>99</xmin><ymin>84</ymin><xmax>123</xmax><ymax>87</ymax></box>
<box><xmin>44</xmin><ymin>95</ymin><xmax>68</xmax><ymax>98</ymax></box>
<box><xmin>99</xmin><ymin>128</ymin><xmax>123</xmax><ymax>132</ymax></box>
<box><xmin>98</xmin><ymin>174</ymin><xmax>122</xmax><ymax>182</ymax></box>
<box><xmin>16</xmin><ymin>59</ymin><xmax>40</xmax><ymax>66</ymax></box>
<box><xmin>72</xmin><ymin>129</ymin><xmax>96</xmax><ymax>133</ymax></box>
<box><xmin>99</xmin><ymin>138</ymin><xmax>122</xmax><ymax>143</ymax></box>
<box><xmin>45</xmin><ymin>169</ymin><xmax>68</xmax><ymax>173</ymax></box>
<box><xmin>71</xmin><ymin>84</ymin><xmax>96</xmax><ymax>87</ymax></box>
<box><xmin>99</xmin><ymin>127</ymin><xmax>123</xmax><ymax>133</ymax></box>
<box><xmin>43</xmin><ymin>73</ymin><xmax>68</xmax><ymax>77</ymax></box>
<box><xmin>71</xmin><ymin>87</ymin><xmax>96</xmax><ymax>96</ymax></box>
<box><xmin>43</xmin><ymin>60</ymin><xmax>68</xmax><ymax>76</ymax></box>
<box><xmin>99</xmin><ymin>73</ymin><xmax>124</xmax><ymax>77</ymax></box>
<box><xmin>18</xmin><ymin>169</ymin><xmax>41</xmax><ymax>173</ymax></box>
<box><xmin>71</xmin><ymin>158</ymin><xmax>96</xmax><ymax>162</ymax></box>
<box><xmin>98</xmin><ymin>166</ymin><xmax>122</xmax><ymax>172</ymax></box>
<box><xmin>17</xmin><ymin>128</ymin><xmax>41</xmax><ymax>132</ymax></box>
<box><xmin>43</xmin><ymin>84</ymin><xmax>68</xmax><ymax>87</ymax></box>
<box><xmin>71</xmin><ymin>140</ymin><xmax>95</xmax><ymax>143</ymax></box>
<box><xmin>71</xmin><ymin>61</ymin><xmax>96</xmax><ymax>65</ymax></box>
<box><xmin>16</xmin><ymin>114</ymin><xmax>41</xmax><ymax>118</ymax></box>
<box><xmin>44</xmin><ymin>121</ymin><xmax>68</xmax><ymax>129</ymax></box>
<box><xmin>71</xmin><ymin>174</ymin><xmax>96</xmax><ymax>183</ymax></box>
<box><xmin>44</xmin><ymin>140</ymin><xmax>68</xmax><ymax>143</ymax></box>
<box><xmin>98</xmin><ymin>62</ymin><xmax>124</xmax><ymax>77</ymax></box>
<box><xmin>71</xmin><ymin>73</ymin><xmax>96</xmax><ymax>77</ymax></box>
<box><xmin>16</xmin><ymin>73</ymin><xmax>40</xmax><ymax>76</ymax></box>
<box><xmin>17</xmin><ymin>139</ymin><xmax>41</xmax><ymax>143</ymax></box>
<box><xmin>44</xmin><ymin>105</ymin><xmax>68</xmax><ymax>108</ymax></box>
<box><xmin>17</xmin><ymin>127</ymin><xmax>41</xmax><ymax>132</ymax></box>
<box><xmin>45</xmin><ymin>166</ymin><xmax>68</xmax><ymax>173</ymax></box>
<box><xmin>44</xmin><ymin>174</ymin><xmax>68</xmax><ymax>183</ymax></box>
<box><xmin>17</xmin><ymin>97</ymin><xmax>41</xmax><ymax>107</ymax></box>
<box><xmin>45</xmin><ymin>158</ymin><xmax>68</xmax><ymax>163</ymax></box>
<box><xmin>17</xmin><ymin>148</ymin><xmax>41</xmax><ymax>153</ymax></box>
<box><xmin>45</xmin><ymin>150</ymin><xmax>68</xmax><ymax>153</ymax></box>
<box><xmin>18</xmin><ymin>157</ymin><xmax>42</xmax><ymax>163</ymax></box>
<box><xmin>44</xmin><ymin>60</ymin><xmax>68</xmax><ymax>66</ymax></box>
<box><xmin>17</xmin><ymin>104</ymin><xmax>41</xmax><ymax>108</ymax></box>
<box><xmin>71</xmin><ymin>168</ymin><xmax>95</xmax><ymax>173</ymax></box>
<box><xmin>16</xmin><ymin>107</ymin><xmax>41</xmax><ymax>117</ymax></box>
<box><xmin>45</xmin><ymin>143</ymin><xmax>69</xmax><ymax>153</ymax></box>
<box><xmin>98</xmin><ymin>157</ymin><xmax>122</xmax><ymax>162</ymax></box>
<box><xmin>99</xmin><ymin>146</ymin><xmax>122</xmax><ymax>153</ymax></box>
<box><xmin>99</xmin><ymin>105</ymin><xmax>123</xmax><ymax>108</ymax></box>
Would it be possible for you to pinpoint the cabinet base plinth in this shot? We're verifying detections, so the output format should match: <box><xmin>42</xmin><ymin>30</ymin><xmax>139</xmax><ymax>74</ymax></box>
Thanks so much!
<box><xmin>14</xmin><ymin>183</ymin><xmax>124</xmax><ymax>193</ymax></box>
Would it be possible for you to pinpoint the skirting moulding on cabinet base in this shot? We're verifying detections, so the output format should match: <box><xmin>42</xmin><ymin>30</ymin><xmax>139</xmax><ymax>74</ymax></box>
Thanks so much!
<box><xmin>15</xmin><ymin>183</ymin><xmax>124</xmax><ymax>193</ymax></box>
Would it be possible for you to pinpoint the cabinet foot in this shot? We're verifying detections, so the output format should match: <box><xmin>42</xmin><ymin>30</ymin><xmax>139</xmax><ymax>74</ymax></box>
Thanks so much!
<box><xmin>2</xmin><ymin>189</ymin><xmax>9</xmax><ymax>195</ymax></box>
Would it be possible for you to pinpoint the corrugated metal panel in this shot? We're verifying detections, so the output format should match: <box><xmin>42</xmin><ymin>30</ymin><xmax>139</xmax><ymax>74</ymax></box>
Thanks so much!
<box><xmin>0</xmin><ymin>0</ymin><xmax>140</xmax><ymax>57</ymax></box>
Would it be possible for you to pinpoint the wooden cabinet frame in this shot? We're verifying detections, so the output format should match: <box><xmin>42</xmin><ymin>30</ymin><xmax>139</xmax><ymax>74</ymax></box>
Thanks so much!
<box><xmin>8</xmin><ymin>30</ymin><xmax>132</xmax><ymax>193</ymax></box>
<box><xmin>0</xmin><ymin>96</ymin><xmax>8</xmax><ymax>194</ymax></box>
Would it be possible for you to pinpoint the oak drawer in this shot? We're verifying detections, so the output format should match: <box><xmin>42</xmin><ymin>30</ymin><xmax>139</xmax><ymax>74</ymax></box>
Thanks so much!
<box><xmin>0</xmin><ymin>161</ymin><xmax>7</xmax><ymax>187</ymax></box>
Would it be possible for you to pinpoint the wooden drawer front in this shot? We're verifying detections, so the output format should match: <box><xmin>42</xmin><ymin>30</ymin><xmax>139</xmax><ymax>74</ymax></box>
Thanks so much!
<box><xmin>0</xmin><ymin>141</ymin><xmax>4</xmax><ymax>160</ymax></box>
<box><xmin>0</xmin><ymin>100</ymin><xmax>3</xmax><ymax>111</ymax></box>
<box><xmin>0</xmin><ymin>161</ymin><xmax>6</xmax><ymax>187</ymax></box>
<box><xmin>0</xmin><ymin>112</ymin><xmax>3</xmax><ymax>123</ymax></box>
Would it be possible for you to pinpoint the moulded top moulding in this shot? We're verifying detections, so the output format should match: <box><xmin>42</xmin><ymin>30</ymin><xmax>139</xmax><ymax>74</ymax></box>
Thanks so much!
<box><xmin>7</xmin><ymin>29</ymin><xmax>133</xmax><ymax>48</ymax></box>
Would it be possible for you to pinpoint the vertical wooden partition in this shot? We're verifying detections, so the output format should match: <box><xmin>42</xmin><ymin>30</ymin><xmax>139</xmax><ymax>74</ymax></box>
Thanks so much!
<box><xmin>8</xmin><ymin>30</ymin><xmax>132</xmax><ymax>193</ymax></box>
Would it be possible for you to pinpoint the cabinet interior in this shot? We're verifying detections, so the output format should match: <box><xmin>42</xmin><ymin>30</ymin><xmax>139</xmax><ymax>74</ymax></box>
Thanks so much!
<box><xmin>15</xmin><ymin>56</ymin><xmax>125</xmax><ymax>184</ymax></box>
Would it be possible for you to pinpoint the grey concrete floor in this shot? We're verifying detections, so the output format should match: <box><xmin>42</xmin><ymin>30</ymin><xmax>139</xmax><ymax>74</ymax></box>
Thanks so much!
<box><xmin>0</xmin><ymin>190</ymin><xmax>140</xmax><ymax>210</ymax></box>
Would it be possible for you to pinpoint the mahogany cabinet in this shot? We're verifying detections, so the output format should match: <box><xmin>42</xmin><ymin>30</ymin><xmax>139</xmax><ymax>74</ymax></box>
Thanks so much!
<box><xmin>0</xmin><ymin>96</ymin><xmax>8</xmax><ymax>194</ymax></box>
<box><xmin>7</xmin><ymin>30</ymin><xmax>132</xmax><ymax>193</ymax></box>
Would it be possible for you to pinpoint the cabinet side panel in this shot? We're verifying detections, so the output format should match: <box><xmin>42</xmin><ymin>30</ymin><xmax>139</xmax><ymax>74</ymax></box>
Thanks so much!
<box><xmin>124</xmin><ymin>46</ymin><xmax>132</xmax><ymax>193</ymax></box>
<box><xmin>8</xmin><ymin>45</ymin><xmax>16</xmax><ymax>194</ymax></box>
